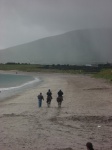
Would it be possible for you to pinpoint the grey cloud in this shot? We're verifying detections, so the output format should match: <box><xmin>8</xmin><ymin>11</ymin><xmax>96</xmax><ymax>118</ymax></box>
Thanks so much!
<box><xmin>0</xmin><ymin>0</ymin><xmax>112</xmax><ymax>48</ymax></box>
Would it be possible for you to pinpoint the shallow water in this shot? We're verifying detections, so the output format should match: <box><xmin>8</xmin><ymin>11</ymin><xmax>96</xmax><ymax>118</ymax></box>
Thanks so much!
<box><xmin>0</xmin><ymin>73</ymin><xmax>41</xmax><ymax>100</ymax></box>
<box><xmin>0</xmin><ymin>74</ymin><xmax>35</xmax><ymax>88</ymax></box>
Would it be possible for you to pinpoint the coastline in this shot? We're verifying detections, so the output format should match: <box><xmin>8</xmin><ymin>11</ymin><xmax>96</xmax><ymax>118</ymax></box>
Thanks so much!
<box><xmin>0</xmin><ymin>71</ymin><xmax>112</xmax><ymax>150</ymax></box>
<box><xmin>0</xmin><ymin>70</ymin><xmax>42</xmax><ymax>101</ymax></box>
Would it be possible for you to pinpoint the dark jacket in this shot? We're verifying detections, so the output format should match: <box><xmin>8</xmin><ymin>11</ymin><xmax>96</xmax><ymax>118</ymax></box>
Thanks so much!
<box><xmin>38</xmin><ymin>95</ymin><xmax>44</xmax><ymax>100</ymax></box>
<box><xmin>47</xmin><ymin>91</ymin><xmax>52</xmax><ymax>97</ymax></box>
<box><xmin>58</xmin><ymin>90</ymin><xmax>63</xmax><ymax>97</ymax></box>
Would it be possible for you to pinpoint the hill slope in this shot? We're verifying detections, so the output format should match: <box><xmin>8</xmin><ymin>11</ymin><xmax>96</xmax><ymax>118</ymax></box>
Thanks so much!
<box><xmin>0</xmin><ymin>28</ymin><xmax>112</xmax><ymax>64</ymax></box>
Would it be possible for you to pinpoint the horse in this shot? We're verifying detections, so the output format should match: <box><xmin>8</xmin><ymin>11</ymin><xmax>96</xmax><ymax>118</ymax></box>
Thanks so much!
<box><xmin>57</xmin><ymin>96</ymin><xmax>63</xmax><ymax>108</ymax></box>
<box><xmin>46</xmin><ymin>96</ymin><xmax>52</xmax><ymax>107</ymax></box>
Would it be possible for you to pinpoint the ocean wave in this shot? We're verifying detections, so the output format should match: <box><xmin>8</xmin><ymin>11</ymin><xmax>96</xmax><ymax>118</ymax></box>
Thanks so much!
<box><xmin>0</xmin><ymin>77</ymin><xmax>40</xmax><ymax>91</ymax></box>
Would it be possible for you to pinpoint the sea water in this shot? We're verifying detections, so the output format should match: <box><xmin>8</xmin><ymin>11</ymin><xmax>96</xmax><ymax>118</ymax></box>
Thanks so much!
<box><xmin>0</xmin><ymin>74</ymin><xmax>40</xmax><ymax>100</ymax></box>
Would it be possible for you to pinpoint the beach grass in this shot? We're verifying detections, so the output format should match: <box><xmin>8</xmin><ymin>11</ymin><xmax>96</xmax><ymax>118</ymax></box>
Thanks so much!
<box><xmin>0</xmin><ymin>64</ymin><xmax>81</xmax><ymax>74</ymax></box>
<box><xmin>93</xmin><ymin>69</ymin><xmax>112</xmax><ymax>81</ymax></box>
<box><xmin>0</xmin><ymin>64</ymin><xmax>112</xmax><ymax>82</ymax></box>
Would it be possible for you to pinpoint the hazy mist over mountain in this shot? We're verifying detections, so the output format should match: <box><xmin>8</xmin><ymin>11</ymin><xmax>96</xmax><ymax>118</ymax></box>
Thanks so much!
<box><xmin>1</xmin><ymin>0</ymin><xmax>112</xmax><ymax>49</ymax></box>
<box><xmin>0</xmin><ymin>28</ymin><xmax>112</xmax><ymax>65</ymax></box>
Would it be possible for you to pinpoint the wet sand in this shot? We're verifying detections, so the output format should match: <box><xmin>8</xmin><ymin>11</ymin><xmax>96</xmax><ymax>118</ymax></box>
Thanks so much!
<box><xmin>0</xmin><ymin>72</ymin><xmax>112</xmax><ymax>150</ymax></box>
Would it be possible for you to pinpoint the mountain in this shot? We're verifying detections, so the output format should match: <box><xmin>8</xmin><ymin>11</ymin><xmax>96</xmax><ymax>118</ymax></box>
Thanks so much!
<box><xmin>0</xmin><ymin>28</ymin><xmax>112</xmax><ymax>65</ymax></box>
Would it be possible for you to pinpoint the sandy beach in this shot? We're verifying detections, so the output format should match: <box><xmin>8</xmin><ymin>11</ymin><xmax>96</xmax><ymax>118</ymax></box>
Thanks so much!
<box><xmin>0</xmin><ymin>71</ymin><xmax>112</xmax><ymax>150</ymax></box>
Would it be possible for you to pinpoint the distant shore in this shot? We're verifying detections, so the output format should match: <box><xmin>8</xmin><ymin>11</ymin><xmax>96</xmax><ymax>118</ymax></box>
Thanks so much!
<box><xmin>0</xmin><ymin>63</ymin><xmax>112</xmax><ymax>81</ymax></box>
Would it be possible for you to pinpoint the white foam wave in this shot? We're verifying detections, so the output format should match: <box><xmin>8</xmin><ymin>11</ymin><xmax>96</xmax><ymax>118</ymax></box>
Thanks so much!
<box><xmin>0</xmin><ymin>77</ymin><xmax>40</xmax><ymax>91</ymax></box>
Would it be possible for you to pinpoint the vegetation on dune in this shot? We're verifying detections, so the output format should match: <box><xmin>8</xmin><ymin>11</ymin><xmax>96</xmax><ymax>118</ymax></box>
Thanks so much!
<box><xmin>0</xmin><ymin>63</ymin><xmax>112</xmax><ymax>81</ymax></box>
<box><xmin>93</xmin><ymin>69</ymin><xmax>112</xmax><ymax>81</ymax></box>
<box><xmin>0</xmin><ymin>63</ymin><xmax>82</xmax><ymax>73</ymax></box>
<box><xmin>0</xmin><ymin>64</ymin><xmax>40</xmax><ymax>72</ymax></box>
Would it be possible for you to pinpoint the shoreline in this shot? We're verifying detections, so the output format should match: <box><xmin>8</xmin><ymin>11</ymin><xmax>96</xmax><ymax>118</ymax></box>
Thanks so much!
<box><xmin>0</xmin><ymin>71</ymin><xmax>112</xmax><ymax>150</ymax></box>
<box><xmin>0</xmin><ymin>70</ymin><xmax>43</xmax><ymax>101</ymax></box>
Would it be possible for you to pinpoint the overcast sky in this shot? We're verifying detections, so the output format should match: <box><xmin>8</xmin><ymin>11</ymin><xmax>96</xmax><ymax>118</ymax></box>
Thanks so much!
<box><xmin>0</xmin><ymin>0</ymin><xmax>112</xmax><ymax>49</ymax></box>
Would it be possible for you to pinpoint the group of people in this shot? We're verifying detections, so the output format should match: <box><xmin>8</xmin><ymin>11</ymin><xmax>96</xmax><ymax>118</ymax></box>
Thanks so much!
<box><xmin>37</xmin><ymin>89</ymin><xmax>63</xmax><ymax>107</ymax></box>
<box><xmin>37</xmin><ymin>92</ymin><xmax>95</xmax><ymax>150</ymax></box>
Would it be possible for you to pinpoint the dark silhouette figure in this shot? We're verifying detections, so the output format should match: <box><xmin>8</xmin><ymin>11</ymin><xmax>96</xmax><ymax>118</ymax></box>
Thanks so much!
<box><xmin>46</xmin><ymin>89</ymin><xmax>52</xmax><ymax>107</ymax></box>
<box><xmin>47</xmin><ymin>89</ymin><xmax>52</xmax><ymax>97</ymax></box>
<box><xmin>86</xmin><ymin>142</ymin><xmax>94</xmax><ymax>150</ymax></box>
<box><xmin>57</xmin><ymin>89</ymin><xmax>63</xmax><ymax>107</ymax></box>
<box><xmin>57</xmin><ymin>89</ymin><xmax>63</xmax><ymax>97</ymax></box>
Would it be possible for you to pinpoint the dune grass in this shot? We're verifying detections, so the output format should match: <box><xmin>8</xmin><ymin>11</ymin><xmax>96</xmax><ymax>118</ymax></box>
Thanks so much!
<box><xmin>0</xmin><ymin>64</ymin><xmax>112</xmax><ymax>82</ymax></box>
<box><xmin>0</xmin><ymin>64</ymin><xmax>81</xmax><ymax>74</ymax></box>
<box><xmin>93</xmin><ymin>69</ymin><xmax>112</xmax><ymax>81</ymax></box>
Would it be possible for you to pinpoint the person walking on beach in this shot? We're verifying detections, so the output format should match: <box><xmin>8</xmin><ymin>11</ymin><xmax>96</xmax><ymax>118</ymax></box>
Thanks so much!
<box><xmin>86</xmin><ymin>142</ymin><xmax>94</xmax><ymax>150</ymax></box>
<box><xmin>37</xmin><ymin>93</ymin><xmax>44</xmax><ymax>107</ymax></box>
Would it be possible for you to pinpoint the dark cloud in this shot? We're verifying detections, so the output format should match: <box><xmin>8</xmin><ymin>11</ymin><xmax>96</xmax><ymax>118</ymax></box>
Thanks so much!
<box><xmin>0</xmin><ymin>0</ymin><xmax>112</xmax><ymax>49</ymax></box>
